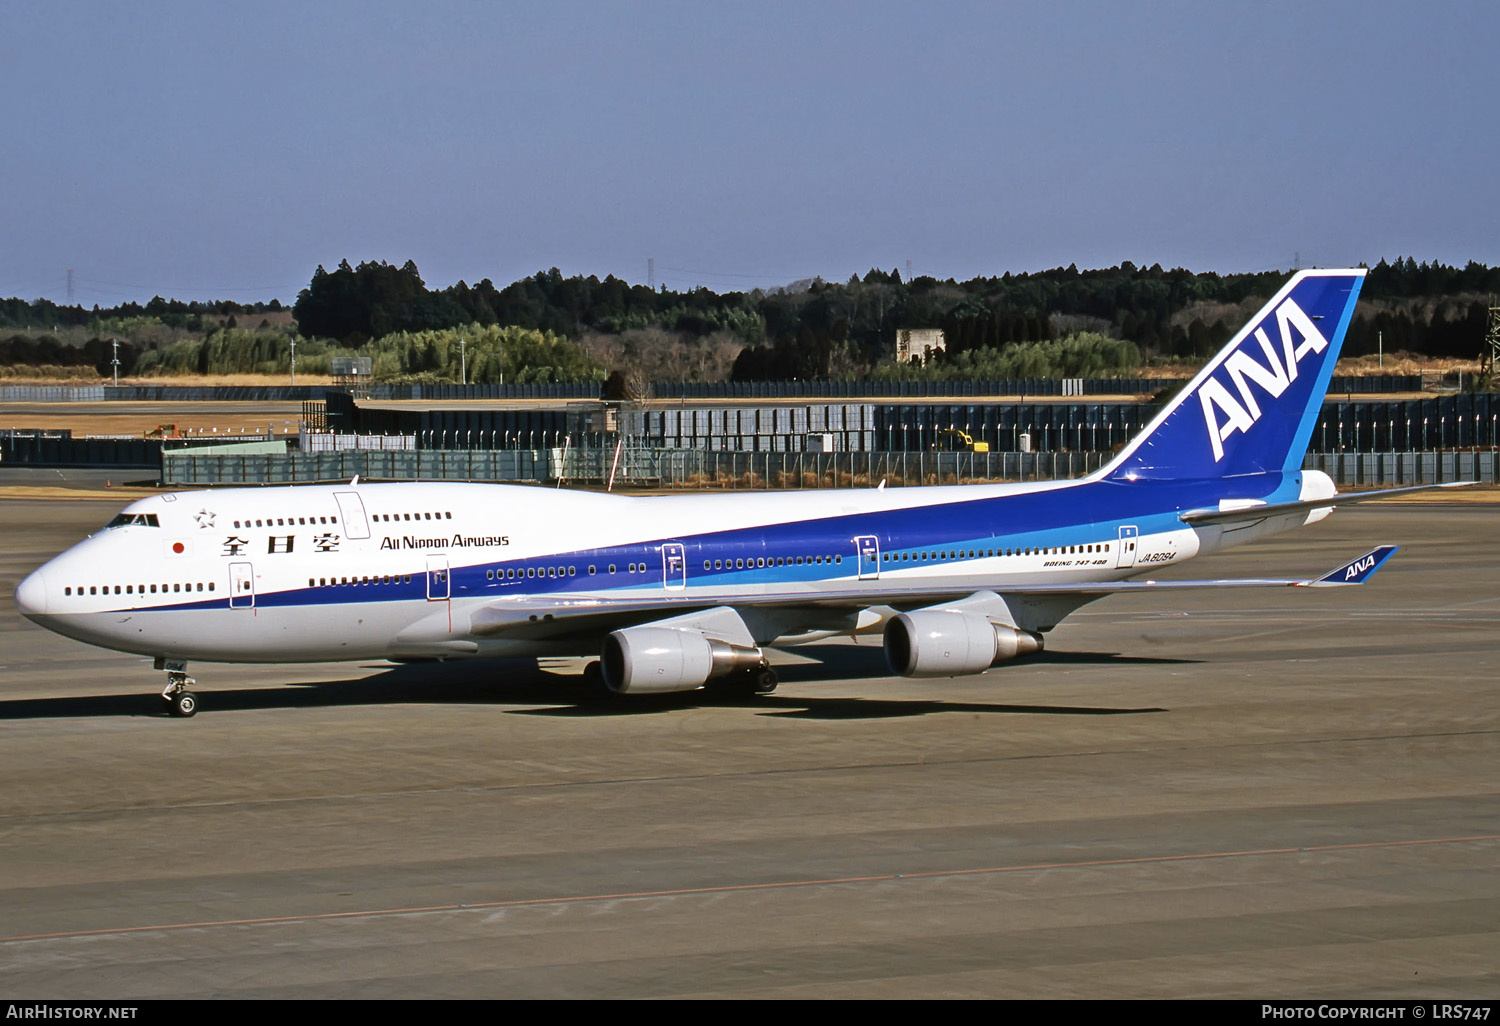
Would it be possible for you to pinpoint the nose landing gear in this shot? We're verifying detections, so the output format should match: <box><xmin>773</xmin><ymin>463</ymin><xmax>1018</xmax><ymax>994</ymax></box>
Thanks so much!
<box><xmin>155</xmin><ymin>657</ymin><xmax>199</xmax><ymax>717</ymax></box>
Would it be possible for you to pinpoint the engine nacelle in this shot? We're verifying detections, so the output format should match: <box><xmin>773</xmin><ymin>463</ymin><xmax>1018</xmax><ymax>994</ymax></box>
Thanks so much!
<box><xmin>884</xmin><ymin>611</ymin><xmax>1044</xmax><ymax>678</ymax></box>
<box><xmin>602</xmin><ymin>627</ymin><xmax>763</xmax><ymax>695</ymax></box>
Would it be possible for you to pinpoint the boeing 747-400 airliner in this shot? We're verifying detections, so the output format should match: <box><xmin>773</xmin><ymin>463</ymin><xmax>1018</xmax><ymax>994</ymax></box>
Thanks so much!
<box><xmin>14</xmin><ymin>268</ymin><xmax>1464</xmax><ymax>715</ymax></box>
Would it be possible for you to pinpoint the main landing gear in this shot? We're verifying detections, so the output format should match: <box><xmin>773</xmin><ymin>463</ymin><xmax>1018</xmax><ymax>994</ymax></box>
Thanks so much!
<box><xmin>155</xmin><ymin>657</ymin><xmax>199</xmax><ymax>717</ymax></box>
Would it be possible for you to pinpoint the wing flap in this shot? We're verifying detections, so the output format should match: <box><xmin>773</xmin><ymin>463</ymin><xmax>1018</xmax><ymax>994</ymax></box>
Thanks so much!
<box><xmin>466</xmin><ymin>547</ymin><xmax>1399</xmax><ymax>637</ymax></box>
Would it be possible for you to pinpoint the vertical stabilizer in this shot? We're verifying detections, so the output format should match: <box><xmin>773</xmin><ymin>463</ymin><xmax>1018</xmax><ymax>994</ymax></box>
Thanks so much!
<box><xmin>1101</xmin><ymin>269</ymin><xmax>1366</xmax><ymax>482</ymax></box>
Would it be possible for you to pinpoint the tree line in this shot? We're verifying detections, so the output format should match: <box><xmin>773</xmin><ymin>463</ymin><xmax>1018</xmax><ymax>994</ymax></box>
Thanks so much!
<box><xmin>285</xmin><ymin>257</ymin><xmax>1500</xmax><ymax>379</ymax></box>
<box><xmin>2</xmin><ymin>257</ymin><xmax>1495</xmax><ymax>383</ymax></box>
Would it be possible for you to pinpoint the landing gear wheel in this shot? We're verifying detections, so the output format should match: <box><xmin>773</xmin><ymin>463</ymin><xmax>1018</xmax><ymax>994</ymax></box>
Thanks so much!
<box><xmin>751</xmin><ymin>665</ymin><xmax>779</xmax><ymax>695</ymax></box>
<box><xmin>158</xmin><ymin>661</ymin><xmax>199</xmax><ymax>718</ymax></box>
<box><xmin>711</xmin><ymin>662</ymin><xmax>778</xmax><ymax>699</ymax></box>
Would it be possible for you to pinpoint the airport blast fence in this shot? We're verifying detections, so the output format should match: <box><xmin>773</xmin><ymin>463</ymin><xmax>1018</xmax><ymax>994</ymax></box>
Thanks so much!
<box><xmin>2</xmin><ymin>431</ymin><xmax>162</xmax><ymax>467</ymax></box>
<box><xmin>160</xmin><ymin>447</ymin><xmax>1111</xmax><ymax>487</ymax></box>
<box><xmin>0</xmin><ymin>376</ymin><xmax>1423</xmax><ymax>404</ymax></box>
<box><xmin>1302</xmin><ymin>451</ymin><xmax>1497</xmax><ymax>486</ymax></box>
<box><xmin>0</xmin><ymin>385</ymin><xmax>107</xmax><ymax>401</ymax></box>
<box><xmin>163</xmin><ymin>449</ymin><xmax>547</xmax><ymax>486</ymax></box>
<box><xmin>96</xmin><ymin>383</ymin><xmax>601</xmax><ymax>402</ymax></box>
<box><xmin>300</xmin><ymin>432</ymin><xmax>417</xmax><ymax>452</ymax></box>
<box><xmin>158</xmin><ymin>446</ymin><xmax>1498</xmax><ymax>489</ymax></box>
<box><xmin>649</xmin><ymin>376</ymin><xmax>1421</xmax><ymax>399</ymax></box>
<box><xmin>396</xmin><ymin>395</ymin><xmax>1498</xmax><ymax>455</ymax></box>
<box><xmin>321</xmin><ymin>390</ymin><xmax>1498</xmax><ymax>455</ymax></box>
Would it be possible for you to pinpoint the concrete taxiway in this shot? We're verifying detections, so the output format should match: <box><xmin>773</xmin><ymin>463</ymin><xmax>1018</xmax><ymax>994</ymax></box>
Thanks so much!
<box><xmin>0</xmin><ymin>483</ymin><xmax>1496</xmax><ymax>998</ymax></box>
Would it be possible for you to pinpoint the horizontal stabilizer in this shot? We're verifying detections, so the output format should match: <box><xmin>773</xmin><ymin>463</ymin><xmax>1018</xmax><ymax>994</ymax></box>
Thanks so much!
<box><xmin>1180</xmin><ymin>481</ymin><xmax>1478</xmax><ymax>528</ymax></box>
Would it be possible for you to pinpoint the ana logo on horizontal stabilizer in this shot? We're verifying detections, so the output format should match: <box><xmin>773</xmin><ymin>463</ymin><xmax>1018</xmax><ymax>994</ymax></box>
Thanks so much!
<box><xmin>1199</xmin><ymin>298</ymin><xmax>1329</xmax><ymax>462</ymax></box>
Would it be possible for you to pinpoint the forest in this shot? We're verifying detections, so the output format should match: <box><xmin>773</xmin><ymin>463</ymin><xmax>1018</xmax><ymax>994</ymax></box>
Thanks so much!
<box><xmin>1</xmin><ymin>257</ymin><xmax>1494</xmax><ymax>384</ymax></box>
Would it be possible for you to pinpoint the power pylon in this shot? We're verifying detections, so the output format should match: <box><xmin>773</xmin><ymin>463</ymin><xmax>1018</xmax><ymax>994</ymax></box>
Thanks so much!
<box><xmin>1486</xmin><ymin>294</ymin><xmax>1499</xmax><ymax>377</ymax></box>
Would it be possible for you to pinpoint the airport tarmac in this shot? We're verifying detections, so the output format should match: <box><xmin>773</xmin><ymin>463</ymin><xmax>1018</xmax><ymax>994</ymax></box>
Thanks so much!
<box><xmin>0</xmin><ymin>486</ymin><xmax>1496</xmax><ymax>998</ymax></box>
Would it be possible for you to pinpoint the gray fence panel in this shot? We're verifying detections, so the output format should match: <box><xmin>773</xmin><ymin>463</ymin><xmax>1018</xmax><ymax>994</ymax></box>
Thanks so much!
<box><xmin>0</xmin><ymin>386</ymin><xmax>106</xmax><ymax>401</ymax></box>
<box><xmin>162</xmin><ymin>447</ymin><xmax>1495</xmax><ymax>489</ymax></box>
<box><xmin>1300</xmin><ymin>451</ymin><xmax>1497</xmax><ymax>486</ymax></box>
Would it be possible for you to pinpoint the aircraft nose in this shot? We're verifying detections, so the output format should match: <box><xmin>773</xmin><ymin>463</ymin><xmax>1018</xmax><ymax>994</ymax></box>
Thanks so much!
<box><xmin>15</xmin><ymin>569</ymin><xmax>49</xmax><ymax>619</ymax></box>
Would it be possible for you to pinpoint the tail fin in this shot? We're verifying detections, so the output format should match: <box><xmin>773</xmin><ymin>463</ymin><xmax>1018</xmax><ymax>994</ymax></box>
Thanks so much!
<box><xmin>1101</xmin><ymin>269</ymin><xmax>1366</xmax><ymax>482</ymax></box>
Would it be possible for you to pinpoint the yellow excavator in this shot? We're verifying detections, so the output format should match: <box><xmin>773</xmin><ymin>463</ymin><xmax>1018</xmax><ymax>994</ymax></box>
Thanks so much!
<box><xmin>933</xmin><ymin>428</ymin><xmax>989</xmax><ymax>453</ymax></box>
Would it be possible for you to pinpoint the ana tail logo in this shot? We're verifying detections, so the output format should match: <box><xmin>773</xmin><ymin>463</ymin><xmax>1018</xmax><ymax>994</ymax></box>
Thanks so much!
<box><xmin>1100</xmin><ymin>269</ymin><xmax>1366</xmax><ymax>483</ymax></box>
<box><xmin>1199</xmin><ymin>298</ymin><xmax>1329</xmax><ymax>462</ymax></box>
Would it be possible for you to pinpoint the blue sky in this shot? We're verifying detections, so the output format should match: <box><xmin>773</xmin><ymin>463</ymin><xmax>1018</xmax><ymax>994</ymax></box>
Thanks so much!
<box><xmin>3</xmin><ymin>1</ymin><xmax>1497</xmax><ymax>306</ymax></box>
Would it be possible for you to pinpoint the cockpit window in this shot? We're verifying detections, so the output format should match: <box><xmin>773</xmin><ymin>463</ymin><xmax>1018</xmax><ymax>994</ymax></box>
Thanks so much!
<box><xmin>104</xmin><ymin>513</ymin><xmax>160</xmax><ymax>529</ymax></box>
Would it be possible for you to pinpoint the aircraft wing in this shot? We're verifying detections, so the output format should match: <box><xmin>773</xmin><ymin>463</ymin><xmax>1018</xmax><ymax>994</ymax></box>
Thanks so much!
<box><xmin>1179</xmin><ymin>481</ymin><xmax>1476</xmax><ymax>528</ymax></box>
<box><xmin>466</xmin><ymin>546</ymin><xmax>1399</xmax><ymax>639</ymax></box>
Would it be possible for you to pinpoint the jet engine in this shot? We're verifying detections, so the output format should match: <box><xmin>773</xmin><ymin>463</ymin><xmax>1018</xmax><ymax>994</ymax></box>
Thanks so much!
<box><xmin>602</xmin><ymin>627</ymin><xmax>764</xmax><ymax>694</ymax></box>
<box><xmin>883</xmin><ymin>611</ymin><xmax>1043</xmax><ymax>678</ymax></box>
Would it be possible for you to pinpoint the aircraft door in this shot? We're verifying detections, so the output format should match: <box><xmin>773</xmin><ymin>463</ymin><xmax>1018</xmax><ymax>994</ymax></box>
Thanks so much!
<box><xmin>662</xmin><ymin>542</ymin><xmax>686</xmax><ymax>591</ymax></box>
<box><xmin>334</xmin><ymin>491</ymin><xmax>371</xmax><ymax>540</ymax></box>
<box><xmin>426</xmin><ymin>555</ymin><xmax>449</xmax><ymax>601</ymax></box>
<box><xmin>854</xmin><ymin>535</ymin><xmax>880</xmax><ymax>580</ymax></box>
<box><xmin>228</xmin><ymin>562</ymin><xmax>255</xmax><ymax>608</ymax></box>
<box><xmin>1115</xmin><ymin>526</ymin><xmax>1139</xmax><ymax>569</ymax></box>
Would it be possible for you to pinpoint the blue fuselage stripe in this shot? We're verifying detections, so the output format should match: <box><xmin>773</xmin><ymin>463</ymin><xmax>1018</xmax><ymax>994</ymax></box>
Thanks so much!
<box><xmin>115</xmin><ymin>473</ymin><xmax>1284</xmax><ymax>613</ymax></box>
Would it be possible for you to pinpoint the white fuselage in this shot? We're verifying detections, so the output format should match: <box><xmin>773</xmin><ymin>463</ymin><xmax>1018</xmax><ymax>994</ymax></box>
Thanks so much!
<box><xmin>14</xmin><ymin>473</ymin><xmax>1331</xmax><ymax>665</ymax></box>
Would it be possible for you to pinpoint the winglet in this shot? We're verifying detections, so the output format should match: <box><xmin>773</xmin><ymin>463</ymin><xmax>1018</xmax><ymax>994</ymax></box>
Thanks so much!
<box><xmin>1302</xmin><ymin>545</ymin><xmax>1399</xmax><ymax>587</ymax></box>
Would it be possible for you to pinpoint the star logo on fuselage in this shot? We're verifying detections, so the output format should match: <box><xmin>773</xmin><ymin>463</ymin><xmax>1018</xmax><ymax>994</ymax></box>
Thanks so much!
<box><xmin>194</xmin><ymin>509</ymin><xmax>216</xmax><ymax>529</ymax></box>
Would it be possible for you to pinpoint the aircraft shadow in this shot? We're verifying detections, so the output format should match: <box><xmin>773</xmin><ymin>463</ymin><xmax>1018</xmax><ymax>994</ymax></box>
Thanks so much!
<box><xmin>0</xmin><ymin>649</ymin><xmax>1169</xmax><ymax>721</ymax></box>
